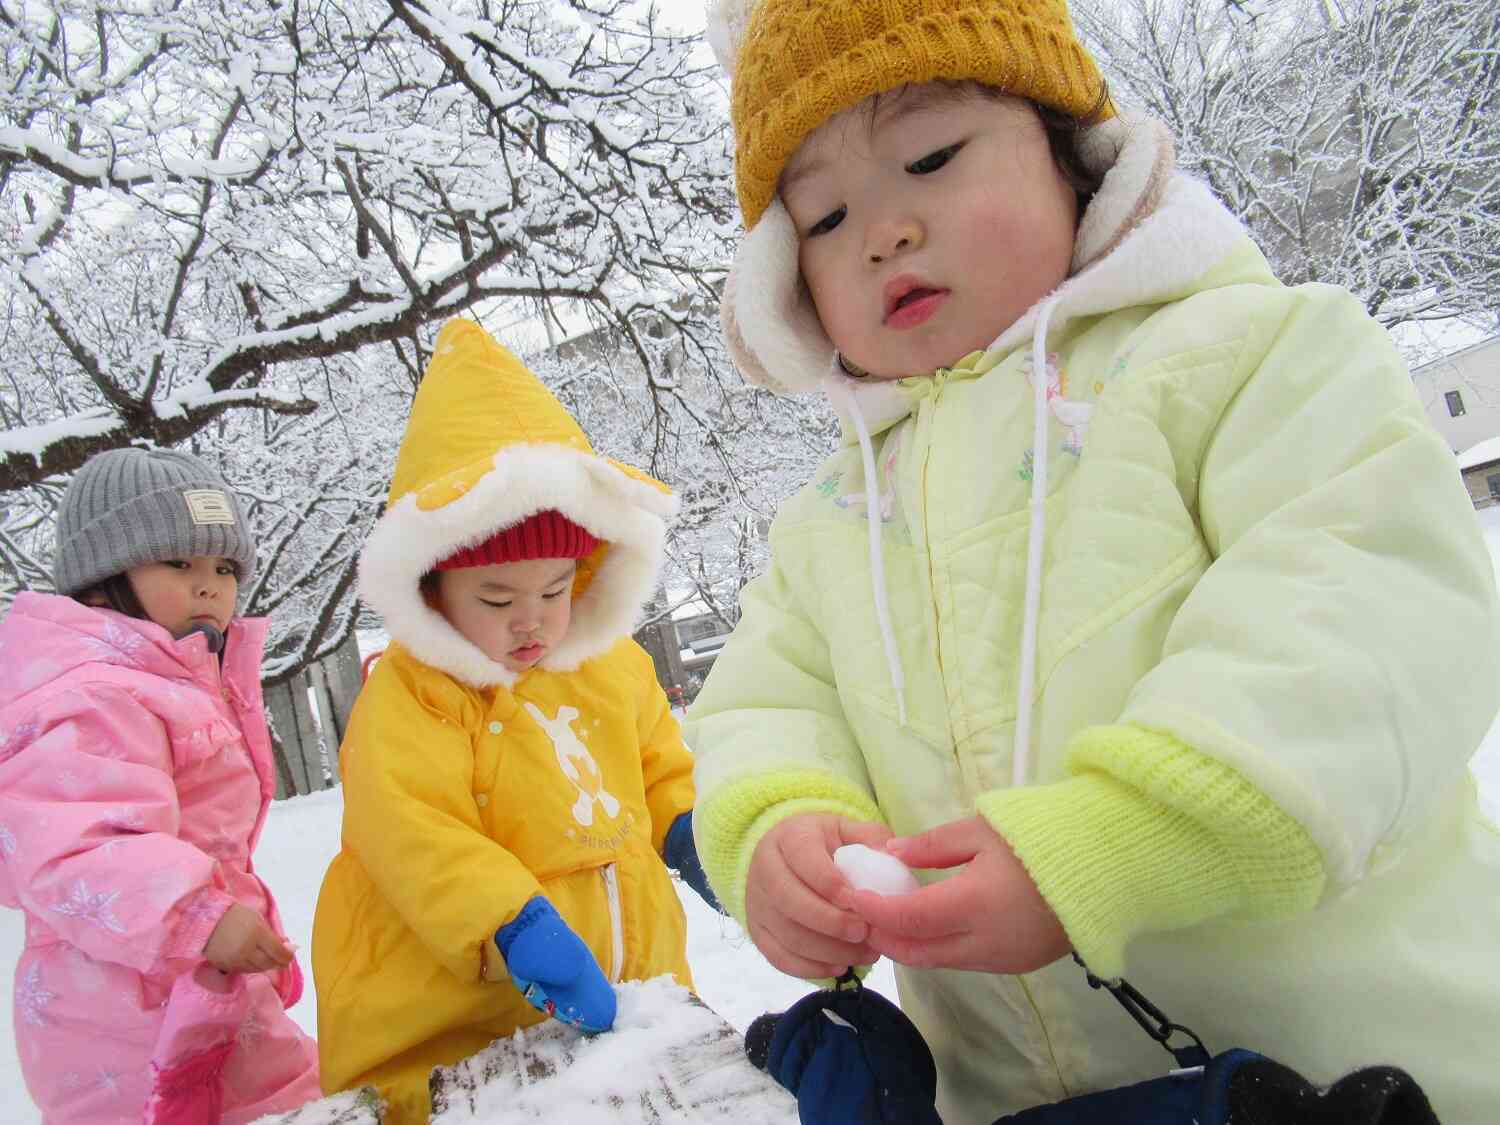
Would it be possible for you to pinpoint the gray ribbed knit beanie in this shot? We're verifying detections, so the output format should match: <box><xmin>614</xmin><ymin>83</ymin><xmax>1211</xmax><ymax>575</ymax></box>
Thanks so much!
<box><xmin>52</xmin><ymin>448</ymin><xmax>257</xmax><ymax>596</ymax></box>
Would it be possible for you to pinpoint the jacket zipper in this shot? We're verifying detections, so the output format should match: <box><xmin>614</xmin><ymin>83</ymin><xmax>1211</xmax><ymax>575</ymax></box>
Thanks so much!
<box><xmin>601</xmin><ymin>864</ymin><xmax>624</xmax><ymax>982</ymax></box>
<box><xmin>913</xmin><ymin>367</ymin><xmax>1067</xmax><ymax>1095</ymax></box>
<box><xmin>917</xmin><ymin>375</ymin><xmax>956</xmax><ymax>748</ymax></box>
<box><xmin>209</xmin><ymin>632</ymin><xmax>271</xmax><ymax>851</ymax></box>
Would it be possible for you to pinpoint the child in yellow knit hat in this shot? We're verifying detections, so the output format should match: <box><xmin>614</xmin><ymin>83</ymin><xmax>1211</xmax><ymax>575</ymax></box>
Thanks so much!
<box><xmin>312</xmin><ymin>319</ymin><xmax>718</xmax><ymax>1123</ymax></box>
<box><xmin>687</xmin><ymin>1</ymin><xmax>1500</xmax><ymax>1122</ymax></box>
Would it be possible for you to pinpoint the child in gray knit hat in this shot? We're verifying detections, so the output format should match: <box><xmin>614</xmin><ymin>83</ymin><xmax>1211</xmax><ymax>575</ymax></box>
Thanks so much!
<box><xmin>52</xmin><ymin>446</ymin><xmax>258</xmax><ymax>646</ymax></box>
<box><xmin>0</xmin><ymin>446</ymin><xmax>321</xmax><ymax>1122</ymax></box>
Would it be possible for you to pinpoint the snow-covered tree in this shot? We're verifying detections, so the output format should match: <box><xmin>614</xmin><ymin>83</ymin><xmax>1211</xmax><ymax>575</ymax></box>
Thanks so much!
<box><xmin>528</xmin><ymin>301</ymin><xmax>836</xmax><ymax>635</ymax></box>
<box><xmin>2</xmin><ymin>0</ymin><xmax>824</xmax><ymax>678</ymax></box>
<box><xmin>1074</xmin><ymin>0</ymin><xmax>1500</xmax><ymax>329</ymax></box>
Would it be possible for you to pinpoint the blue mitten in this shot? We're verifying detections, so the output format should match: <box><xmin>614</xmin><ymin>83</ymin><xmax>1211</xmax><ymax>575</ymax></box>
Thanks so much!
<box><xmin>749</xmin><ymin>980</ymin><xmax>942</xmax><ymax>1125</ymax></box>
<box><xmin>495</xmin><ymin>897</ymin><xmax>616</xmax><ymax>1035</ymax></box>
<box><xmin>663</xmin><ymin>812</ymin><xmax>723</xmax><ymax>912</ymax></box>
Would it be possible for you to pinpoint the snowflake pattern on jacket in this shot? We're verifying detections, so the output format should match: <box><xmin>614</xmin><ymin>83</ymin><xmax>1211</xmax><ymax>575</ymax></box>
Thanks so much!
<box><xmin>0</xmin><ymin>592</ymin><xmax>321</xmax><ymax>1124</ymax></box>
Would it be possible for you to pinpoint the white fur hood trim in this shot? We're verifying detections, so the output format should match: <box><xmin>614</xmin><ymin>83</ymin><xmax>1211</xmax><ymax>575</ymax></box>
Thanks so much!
<box><xmin>705</xmin><ymin>0</ymin><xmax>754</xmax><ymax>77</ymax></box>
<box><xmin>359</xmin><ymin>444</ymin><xmax>677</xmax><ymax>689</ymax></box>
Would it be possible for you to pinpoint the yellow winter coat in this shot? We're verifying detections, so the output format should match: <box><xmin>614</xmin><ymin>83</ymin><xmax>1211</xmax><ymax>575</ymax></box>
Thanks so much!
<box><xmin>312</xmin><ymin>319</ymin><xmax>694</xmax><ymax>1123</ymax></box>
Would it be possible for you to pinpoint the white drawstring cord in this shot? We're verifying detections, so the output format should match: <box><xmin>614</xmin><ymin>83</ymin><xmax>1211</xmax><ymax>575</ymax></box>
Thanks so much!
<box><xmin>830</xmin><ymin>287</ymin><xmax>1060</xmax><ymax>750</ymax></box>
<box><xmin>1012</xmin><ymin>294</ymin><xmax>1062</xmax><ymax>787</ymax></box>
<box><xmin>829</xmin><ymin>367</ymin><xmax>908</xmax><ymax>727</ymax></box>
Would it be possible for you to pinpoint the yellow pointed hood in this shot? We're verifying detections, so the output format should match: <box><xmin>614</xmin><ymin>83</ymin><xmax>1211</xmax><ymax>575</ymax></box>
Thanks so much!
<box><xmin>359</xmin><ymin>318</ymin><xmax>677</xmax><ymax>688</ymax></box>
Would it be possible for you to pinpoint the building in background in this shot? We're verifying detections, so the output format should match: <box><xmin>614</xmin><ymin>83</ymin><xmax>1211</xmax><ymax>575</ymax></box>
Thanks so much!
<box><xmin>1458</xmin><ymin>437</ymin><xmax>1500</xmax><ymax>512</ymax></box>
<box><xmin>674</xmin><ymin>607</ymin><xmax>732</xmax><ymax>674</ymax></box>
<box><xmin>1412</xmin><ymin>335</ymin><xmax>1500</xmax><ymax>454</ymax></box>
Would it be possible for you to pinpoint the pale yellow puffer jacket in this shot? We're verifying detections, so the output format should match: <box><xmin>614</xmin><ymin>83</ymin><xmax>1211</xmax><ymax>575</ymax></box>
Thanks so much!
<box><xmin>688</xmin><ymin>125</ymin><xmax>1500</xmax><ymax>1123</ymax></box>
<box><xmin>313</xmin><ymin>320</ymin><xmax>694</xmax><ymax>1123</ymax></box>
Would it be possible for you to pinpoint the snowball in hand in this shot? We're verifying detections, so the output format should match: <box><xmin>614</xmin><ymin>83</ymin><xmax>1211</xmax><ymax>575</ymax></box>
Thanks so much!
<box><xmin>834</xmin><ymin>844</ymin><xmax>920</xmax><ymax>896</ymax></box>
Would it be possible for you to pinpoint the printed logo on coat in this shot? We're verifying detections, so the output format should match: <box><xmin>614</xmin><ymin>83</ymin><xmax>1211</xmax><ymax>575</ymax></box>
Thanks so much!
<box><xmin>182</xmin><ymin>489</ymin><xmax>236</xmax><ymax>525</ymax></box>
<box><xmin>523</xmin><ymin>703</ymin><xmax>621</xmax><ymax>828</ymax></box>
<box><xmin>1022</xmin><ymin>352</ymin><xmax>1092</xmax><ymax>456</ymax></box>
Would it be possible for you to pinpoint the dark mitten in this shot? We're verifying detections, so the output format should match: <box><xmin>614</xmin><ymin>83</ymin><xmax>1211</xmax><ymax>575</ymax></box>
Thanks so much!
<box><xmin>663</xmin><ymin>811</ymin><xmax>723</xmax><ymax>912</ymax></box>
<box><xmin>495</xmin><ymin>896</ymin><xmax>616</xmax><ymax>1034</ymax></box>
<box><xmin>750</xmin><ymin>984</ymin><xmax>942</xmax><ymax>1125</ymax></box>
<box><xmin>746</xmin><ymin>1010</ymin><xmax>778</xmax><ymax>1071</ymax></box>
<box><xmin>993</xmin><ymin>1062</ymin><xmax>1208</xmax><ymax>1123</ymax></box>
<box><xmin>995</xmin><ymin>1049</ymin><xmax>1440</xmax><ymax>1125</ymax></box>
<box><xmin>1224</xmin><ymin>1056</ymin><xmax>1440</xmax><ymax>1125</ymax></box>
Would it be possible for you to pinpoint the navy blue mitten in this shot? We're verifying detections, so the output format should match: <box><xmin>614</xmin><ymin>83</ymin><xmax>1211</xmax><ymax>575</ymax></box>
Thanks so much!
<box><xmin>663</xmin><ymin>812</ymin><xmax>723</xmax><ymax>912</ymax></box>
<box><xmin>993</xmin><ymin>1049</ymin><xmax>1439</xmax><ymax>1124</ymax></box>
<box><xmin>495</xmin><ymin>897</ymin><xmax>616</xmax><ymax>1034</ymax></box>
<box><xmin>748</xmin><ymin>980</ymin><xmax>942</xmax><ymax>1125</ymax></box>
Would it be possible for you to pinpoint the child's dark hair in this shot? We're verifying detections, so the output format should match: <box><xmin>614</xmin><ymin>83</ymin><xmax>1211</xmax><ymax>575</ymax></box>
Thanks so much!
<box><xmin>74</xmin><ymin>574</ymin><xmax>147</xmax><ymax>619</ymax></box>
<box><xmin>1034</xmin><ymin>97</ymin><xmax>1111</xmax><ymax>215</ymax></box>
<box><xmin>419</xmin><ymin>571</ymin><xmax>441</xmax><ymax>602</ymax></box>
<box><xmin>974</xmin><ymin>80</ymin><xmax>1112</xmax><ymax>215</ymax></box>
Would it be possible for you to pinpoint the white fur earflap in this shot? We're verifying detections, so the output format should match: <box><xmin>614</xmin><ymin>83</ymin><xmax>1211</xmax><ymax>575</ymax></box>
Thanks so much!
<box><xmin>359</xmin><ymin>445</ymin><xmax>677</xmax><ymax>689</ymax></box>
<box><xmin>988</xmin><ymin>125</ymin><xmax>1244</xmax><ymax>358</ymax></box>
<box><xmin>705</xmin><ymin>0</ymin><xmax>756</xmax><ymax>77</ymax></box>
<box><xmin>1073</xmin><ymin>115</ymin><xmax>1176</xmax><ymax>272</ymax></box>
<box><xmin>720</xmin><ymin>197</ymin><xmax>835</xmax><ymax>395</ymax></box>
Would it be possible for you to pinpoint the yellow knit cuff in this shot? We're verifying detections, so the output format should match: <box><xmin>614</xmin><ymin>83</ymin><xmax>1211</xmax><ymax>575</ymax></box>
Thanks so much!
<box><xmin>977</xmin><ymin>726</ymin><xmax>1325</xmax><ymax>980</ymax></box>
<box><xmin>695</xmin><ymin>769</ymin><xmax>882</xmax><ymax>926</ymax></box>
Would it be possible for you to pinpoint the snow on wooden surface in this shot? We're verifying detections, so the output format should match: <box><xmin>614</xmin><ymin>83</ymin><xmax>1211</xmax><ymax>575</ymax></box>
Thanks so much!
<box><xmin>253</xmin><ymin>1086</ymin><xmax>383</xmax><ymax>1124</ymax></box>
<box><xmin>429</xmin><ymin>978</ymin><xmax>796</xmax><ymax>1124</ymax></box>
<box><xmin>252</xmin><ymin>978</ymin><xmax>795</xmax><ymax>1125</ymax></box>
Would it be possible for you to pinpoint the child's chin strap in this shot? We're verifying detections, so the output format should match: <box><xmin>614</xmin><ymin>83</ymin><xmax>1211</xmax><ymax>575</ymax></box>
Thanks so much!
<box><xmin>829</xmin><ymin>364</ymin><xmax>908</xmax><ymax>727</ymax></box>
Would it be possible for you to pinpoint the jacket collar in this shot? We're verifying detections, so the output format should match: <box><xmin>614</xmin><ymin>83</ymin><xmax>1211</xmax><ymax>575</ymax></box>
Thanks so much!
<box><xmin>0</xmin><ymin>591</ymin><xmax>267</xmax><ymax>704</ymax></box>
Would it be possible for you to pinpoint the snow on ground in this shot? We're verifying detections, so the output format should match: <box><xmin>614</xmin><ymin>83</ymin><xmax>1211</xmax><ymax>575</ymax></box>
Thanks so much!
<box><xmin>4</xmin><ymin>534</ymin><xmax>1500</xmax><ymax>1119</ymax></box>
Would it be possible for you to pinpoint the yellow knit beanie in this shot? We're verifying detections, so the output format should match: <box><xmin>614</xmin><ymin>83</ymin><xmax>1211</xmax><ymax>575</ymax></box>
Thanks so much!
<box><xmin>719</xmin><ymin>0</ymin><xmax>1112</xmax><ymax>229</ymax></box>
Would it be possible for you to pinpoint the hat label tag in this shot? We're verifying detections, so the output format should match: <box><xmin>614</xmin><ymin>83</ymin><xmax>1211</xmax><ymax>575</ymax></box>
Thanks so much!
<box><xmin>182</xmin><ymin>489</ymin><xmax>236</xmax><ymax>525</ymax></box>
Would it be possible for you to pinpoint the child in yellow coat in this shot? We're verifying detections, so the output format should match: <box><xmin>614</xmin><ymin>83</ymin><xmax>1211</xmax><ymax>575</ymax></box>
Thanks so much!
<box><xmin>312</xmin><ymin>319</ymin><xmax>715</xmax><ymax>1123</ymax></box>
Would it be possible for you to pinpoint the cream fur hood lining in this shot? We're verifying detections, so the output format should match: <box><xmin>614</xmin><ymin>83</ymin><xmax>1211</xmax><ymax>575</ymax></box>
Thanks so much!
<box><xmin>721</xmin><ymin>113</ymin><xmax>1246</xmax><ymax>417</ymax></box>
<box><xmin>359</xmin><ymin>444</ymin><xmax>677</xmax><ymax>689</ymax></box>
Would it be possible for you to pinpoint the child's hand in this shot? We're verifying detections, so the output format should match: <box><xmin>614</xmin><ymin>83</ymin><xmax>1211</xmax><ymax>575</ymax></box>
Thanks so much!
<box><xmin>202</xmin><ymin>903</ymin><xmax>295</xmax><ymax>975</ymax></box>
<box><xmin>848</xmin><ymin>816</ymin><xmax>1070</xmax><ymax>975</ymax></box>
<box><xmin>745</xmin><ymin>813</ymin><xmax>892</xmax><ymax>979</ymax></box>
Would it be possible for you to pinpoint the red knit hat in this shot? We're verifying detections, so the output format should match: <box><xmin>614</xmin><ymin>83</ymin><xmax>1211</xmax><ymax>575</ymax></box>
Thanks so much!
<box><xmin>434</xmin><ymin>510</ymin><xmax>600</xmax><ymax>571</ymax></box>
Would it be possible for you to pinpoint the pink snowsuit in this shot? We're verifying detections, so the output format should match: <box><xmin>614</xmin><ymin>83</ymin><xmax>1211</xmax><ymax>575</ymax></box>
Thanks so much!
<box><xmin>0</xmin><ymin>592</ymin><xmax>320</xmax><ymax>1123</ymax></box>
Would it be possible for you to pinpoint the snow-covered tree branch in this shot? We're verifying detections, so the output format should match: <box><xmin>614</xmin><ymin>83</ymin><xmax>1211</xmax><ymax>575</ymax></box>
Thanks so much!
<box><xmin>0</xmin><ymin>0</ymin><xmax>739</xmax><ymax>492</ymax></box>
<box><xmin>1074</xmin><ymin>0</ymin><xmax>1500</xmax><ymax>329</ymax></box>
<box><xmin>2</xmin><ymin>0</ymin><xmax>814</xmax><ymax>679</ymax></box>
